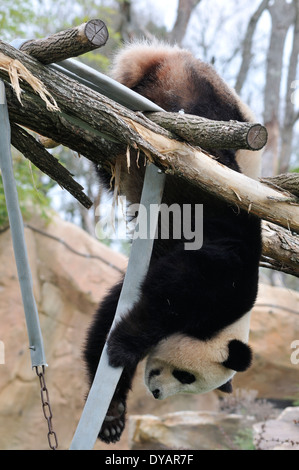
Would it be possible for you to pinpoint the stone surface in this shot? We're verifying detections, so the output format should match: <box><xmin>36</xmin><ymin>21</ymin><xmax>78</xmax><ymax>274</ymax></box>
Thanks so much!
<box><xmin>253</xmin><ymin>407</ymin><xmax>299</xmax><ymax>450</ymax></box>
<box><xmin>234</xmin><ymin>283</ymin><xmax>299</xmax><ymax>400</ymax></box>
<box><xmin>128</xmin><ymin>411</ymin><xmax>256</xmax><ymax>450</ymax></box>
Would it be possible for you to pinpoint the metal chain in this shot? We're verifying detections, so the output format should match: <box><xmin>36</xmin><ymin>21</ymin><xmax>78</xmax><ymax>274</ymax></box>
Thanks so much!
<box><xmin>35</xmin><ymin>366</ymin><xmax>58</xmax><ymax>450</ymax></box>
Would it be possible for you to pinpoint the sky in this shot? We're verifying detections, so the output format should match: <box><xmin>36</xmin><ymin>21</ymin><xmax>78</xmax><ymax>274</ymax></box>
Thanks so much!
<box><xmin>134</xmin><ymin>0</ymin><xmax>178</xmax><ymax>31</ymax></box>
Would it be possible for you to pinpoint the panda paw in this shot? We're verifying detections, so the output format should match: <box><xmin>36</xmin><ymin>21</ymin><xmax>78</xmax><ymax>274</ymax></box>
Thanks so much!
<box><xmin>99</xmin><ymin>398</ymin><xmax>126</xmax><ymax>444</ymax></box>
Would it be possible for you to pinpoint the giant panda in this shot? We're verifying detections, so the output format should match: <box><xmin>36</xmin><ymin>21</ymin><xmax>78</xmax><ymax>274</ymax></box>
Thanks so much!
<box><xmin>84</xmin><ymin>41</ymin><xmax>263</xmax><ymax>444</ymax></box>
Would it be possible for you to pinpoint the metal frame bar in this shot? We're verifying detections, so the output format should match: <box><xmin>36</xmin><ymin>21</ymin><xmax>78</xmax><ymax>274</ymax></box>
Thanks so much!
<box><xmin>70</xmin><ymin>164</ymin><xmax>165</xmax><ymax>450</ymax></box>
<box><xmin>0</xmin><ymin>80</ymin><xmax>47</xmax><ymax>368</ymax></box>
<box><xmin>51</xmin><ymin>59</ymin><xmax>163</xmax><ymax>112</ymax></box>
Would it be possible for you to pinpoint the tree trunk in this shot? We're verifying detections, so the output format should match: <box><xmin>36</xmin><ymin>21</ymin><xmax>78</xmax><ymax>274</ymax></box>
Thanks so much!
<box><xmin>262</xmin><ymin>0</ymin><xmax>295</xmax><ymax>177</ymax></box>
<box><xmin>169</xmin><ymin>0</ymin><xmax>202</xmax><ymax>45</ymax></box>
<box><xmin>235</xmin><ymin>0</ymin><xmax>270</xmax><ymax>94</ymax></box>
<box><xmin>279</xmin><ymin>0</ymin><xmax>299</xmax><ymax>173</ymax></box>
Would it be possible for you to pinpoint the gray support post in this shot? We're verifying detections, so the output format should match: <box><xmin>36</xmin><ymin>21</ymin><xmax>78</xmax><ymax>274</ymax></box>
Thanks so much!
<box><xmin>69</xmin><ymin>164</ymin><xmax>165</xmax><ymax>450</ymax></box>
<box><xmin>0</xmin><ymin>80</ymin><xmax>47</xmax><ymax>368</ymax></box>
<box><xmin>50</xmin><ymin>59</ymin><xmax>164</xmax><ymax>112</ymax></box>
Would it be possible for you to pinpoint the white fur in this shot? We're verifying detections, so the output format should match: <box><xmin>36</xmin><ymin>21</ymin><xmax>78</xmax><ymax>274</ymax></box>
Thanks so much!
<box><xmin>145</xmin><ymin>311</ymin><xmax>251</xmax><ymax>399</ymax></box>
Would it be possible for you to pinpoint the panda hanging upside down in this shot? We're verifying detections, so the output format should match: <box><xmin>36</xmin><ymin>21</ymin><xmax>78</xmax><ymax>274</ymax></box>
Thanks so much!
<box><xmin>84</xmin><ymin>41</ymin><xmax>263</xmax><ymax>444</ymax></box>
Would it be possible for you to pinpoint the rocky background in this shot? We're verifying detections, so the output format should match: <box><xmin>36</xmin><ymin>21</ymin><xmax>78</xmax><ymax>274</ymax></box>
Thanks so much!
<box><xmin>0</xmin><ymin>216</ymin><xmax>298</xmax><ymax>450</ymax></box>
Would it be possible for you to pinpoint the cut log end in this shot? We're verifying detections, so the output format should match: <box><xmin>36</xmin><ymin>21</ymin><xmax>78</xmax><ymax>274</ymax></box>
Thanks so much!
<box><xmin>19</xmin><ymin>19</ymin><xmax>109</xmax><ymax>65</ymax></box>
<box><xmin>247</xmin><ymin>124</ymin><xmax>268</xmax><ymax>150</ymax></box>
<box><xmin>84</xmin><ymin>19</ymin><xmax>109</xmax><ymax>47</ymax></box>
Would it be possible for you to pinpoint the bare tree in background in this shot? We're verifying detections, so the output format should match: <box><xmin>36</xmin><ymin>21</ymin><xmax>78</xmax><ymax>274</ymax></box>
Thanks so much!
<box><xmin>233</xmin><ymin>0</ymin><xmax>299</xmax><ymax>177</ymax></box>
<box><xmin>262</xmin><ymin>0</ymin><xmax>297</xmax><ymax>176</ymax></box>
<box><xmin>279</xmin><ymin>0</ymin><xmax>299</xmax><ymax>173</ymax></box>
<box><xmin>168</xmin><ymin>0</ymin><xmax>202</xmax><ymax>45</ymax></box>
<box><xmin>235</xmin><ymin>0</ymin><xmax>270</xmax><ymax>95</ymax></box>
<box><xmin>117</xmin><ymin>0</ymin><xmax>298</xmax><ymax>178</ymax></box>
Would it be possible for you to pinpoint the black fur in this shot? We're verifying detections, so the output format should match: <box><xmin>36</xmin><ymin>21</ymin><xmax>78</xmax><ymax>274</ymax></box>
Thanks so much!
<box><xmin>83</xmin><ymin>45</ymin><xmax>262</xmax><ymax>443</ymax></box>
<box><xmin>222</xmin><ymin>339</ymin><xmax>253</xmax><ymax>372</ymax></box>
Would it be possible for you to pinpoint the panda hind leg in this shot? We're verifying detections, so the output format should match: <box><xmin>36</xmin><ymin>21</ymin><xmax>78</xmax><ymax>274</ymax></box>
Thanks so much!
<box><xmin>98</xmin><ymin>366</ymin><xmax>136</xmax><ymax>444</ymax></box>
<box><xmin>99</xmin><ymin>394</ymin><xmax>126</xmax><ymax>444</ymax></box>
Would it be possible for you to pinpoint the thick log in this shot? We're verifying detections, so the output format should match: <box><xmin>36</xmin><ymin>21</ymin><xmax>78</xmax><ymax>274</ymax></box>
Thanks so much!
<box><xmin>261</xmin><ymin>173</ymin><xmax>299</xmax><ymax>198</ymax></box>
<box><xmin>261</xmin><ymin>221</ymin><xmax>299</xmax><ymax>277</ymax></box>
<box><xmin>3</xmin><ymin>80</ymin><xmax>123</xmax><ymax>173</ymax></box>
<box><xmin>19</xmin><ymin>19</ymin><xmax>109</xmax><ymax>64</ymax></box>
<box><xmin>146</xmin><ymin>112</ymin><xmax>268</xmax><ymax>150</ymax></box>
<box><xmin>126</xmin><ymin>118</ymin><xmax>299</xmax><ymax>234</ymax></box>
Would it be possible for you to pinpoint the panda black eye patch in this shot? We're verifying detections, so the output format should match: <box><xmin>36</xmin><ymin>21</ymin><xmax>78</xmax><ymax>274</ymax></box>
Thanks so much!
<box><xmin>172</xmin><ymin>370</ymin><xmax>196</xmax><ymax>384</ymax></box>
<box><xmin>149</xmin><ymin>369</ymin><xmax>161</xmax><ymax>378</ymax></box>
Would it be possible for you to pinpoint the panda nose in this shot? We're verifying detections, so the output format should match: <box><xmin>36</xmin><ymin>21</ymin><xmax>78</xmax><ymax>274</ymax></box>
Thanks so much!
<box><xmin>152</xmin><ymin>389</ymin><xmax>160</xmax><ymax>399</ymax></box>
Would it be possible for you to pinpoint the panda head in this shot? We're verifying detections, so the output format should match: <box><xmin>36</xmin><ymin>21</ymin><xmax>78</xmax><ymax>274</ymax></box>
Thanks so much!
<box><xmin>145</xmin><ymin>312</ymin><xmax>252</xmax><ymax>399</ymax></box>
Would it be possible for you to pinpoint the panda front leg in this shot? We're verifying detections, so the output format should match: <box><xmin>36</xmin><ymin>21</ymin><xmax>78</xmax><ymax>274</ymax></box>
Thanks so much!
<box><xmin>106</xmin><ymin>296</ymin><xmax>163</xmax><ymax>370</ymax></box>
<box><xmin>84</xmin><ymin>281</ymin><xmax>135</xmax><ymax>443</ymax></box>
<box><xmin>100</xmin><ymin>302</ymin><xmax>162</xmax><ymax>443</ymax></box>
<box><xmin>98</xmin><ymin>364</ymin><xmax>137</xmax><ymax>444</ymax></box>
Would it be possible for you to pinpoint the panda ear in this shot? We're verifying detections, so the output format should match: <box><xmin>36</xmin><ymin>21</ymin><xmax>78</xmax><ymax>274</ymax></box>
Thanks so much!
<box><xmin>222</xmin><ymin>339</ymin><xmax>252</xmax><ymax>372</ymax></box>
<box><xmin>217</xmin><ymin>379</ymin><xmax>233</xmax><ymax>393</ymax></box>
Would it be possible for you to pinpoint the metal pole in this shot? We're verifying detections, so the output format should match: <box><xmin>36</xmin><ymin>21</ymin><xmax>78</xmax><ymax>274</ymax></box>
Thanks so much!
<box><xmin>51</xmin><ymin>59</ymin><xmax>163</xmax><ymax>112</ymax></box>
<box><xmin>0</xmin><ymin>80</ymin><xmax>47</xmax><ymax>368</ymax></box>
<box><xmin>69</xmin><ymin>164</ymin><xmax>165</xmax><ymax>450</ymax></box>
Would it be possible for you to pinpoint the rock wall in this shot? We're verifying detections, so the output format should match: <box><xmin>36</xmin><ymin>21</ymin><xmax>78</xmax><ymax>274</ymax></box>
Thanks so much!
<box><xmin>0</xmin><ymin>215</ymin><xmax>127</xmax><ymax>450</ymax></box>
<box><xmin>0</xmin><ymin>216</ymin><xmax>298</xmax><ymax>450</ymax></box>
<box><xmin>129</xmin><ymin>407</ymin><xmax>299</xmax><ymax>450</ymax></box>
<box><xmin>234</xmin><ymin>283</ymin><xmax>299</xmax><ymax>399</ymax></box>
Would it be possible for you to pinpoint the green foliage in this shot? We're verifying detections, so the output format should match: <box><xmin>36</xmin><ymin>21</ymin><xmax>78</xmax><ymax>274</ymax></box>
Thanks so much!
<box><xmin>0</xmin><ymin>152</ymin><xmax>53</xmax><ymax>228</ymax></box>
<box><xmin>0</xmin><ymin>0</ymin><xmax>123</xmax><ymax>233</ymax></box>
<box><xmin>234</xmin><ymin>428</ymin><xmax>255</xmax><ymax>450</ymax></box>
<box><xmin>0</xmin><ymin>0</ymin><xmax>35</xmax><ymax>40</ymax></box>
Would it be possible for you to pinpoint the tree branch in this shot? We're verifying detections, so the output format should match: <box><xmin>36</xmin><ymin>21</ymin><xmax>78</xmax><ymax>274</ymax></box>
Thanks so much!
<box><xmin>261</xmin><ymin>221</ymin><xmax>299</xmax><ymax>277</ymax></box>
<box><xmin>19</xmin><ymin>19</ymin><xmax>109</xmax><ymax>64</ymax></box>
<box><xmin>278</xmin><ymin>0</ymin><xmax>299</xmax><ymax>173</ymax></box>
<box><xmin>145</xmin><ymin>111</ymin><xmax>267</xmax><ymax>150</ymax></box>
<box><xmin>169</xmin><ymin>0</ymin><xmax>202</xmax><ymax>45</ymax></box>
<box><xmin>10</xmin><ymin>123</ymin><xmax>93</xmax><ymax>209</ymax></box>
<box><xmin>235</xmin><ymin>0</ymin><xmax>270</xmax><ymax>94</ymax></box>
